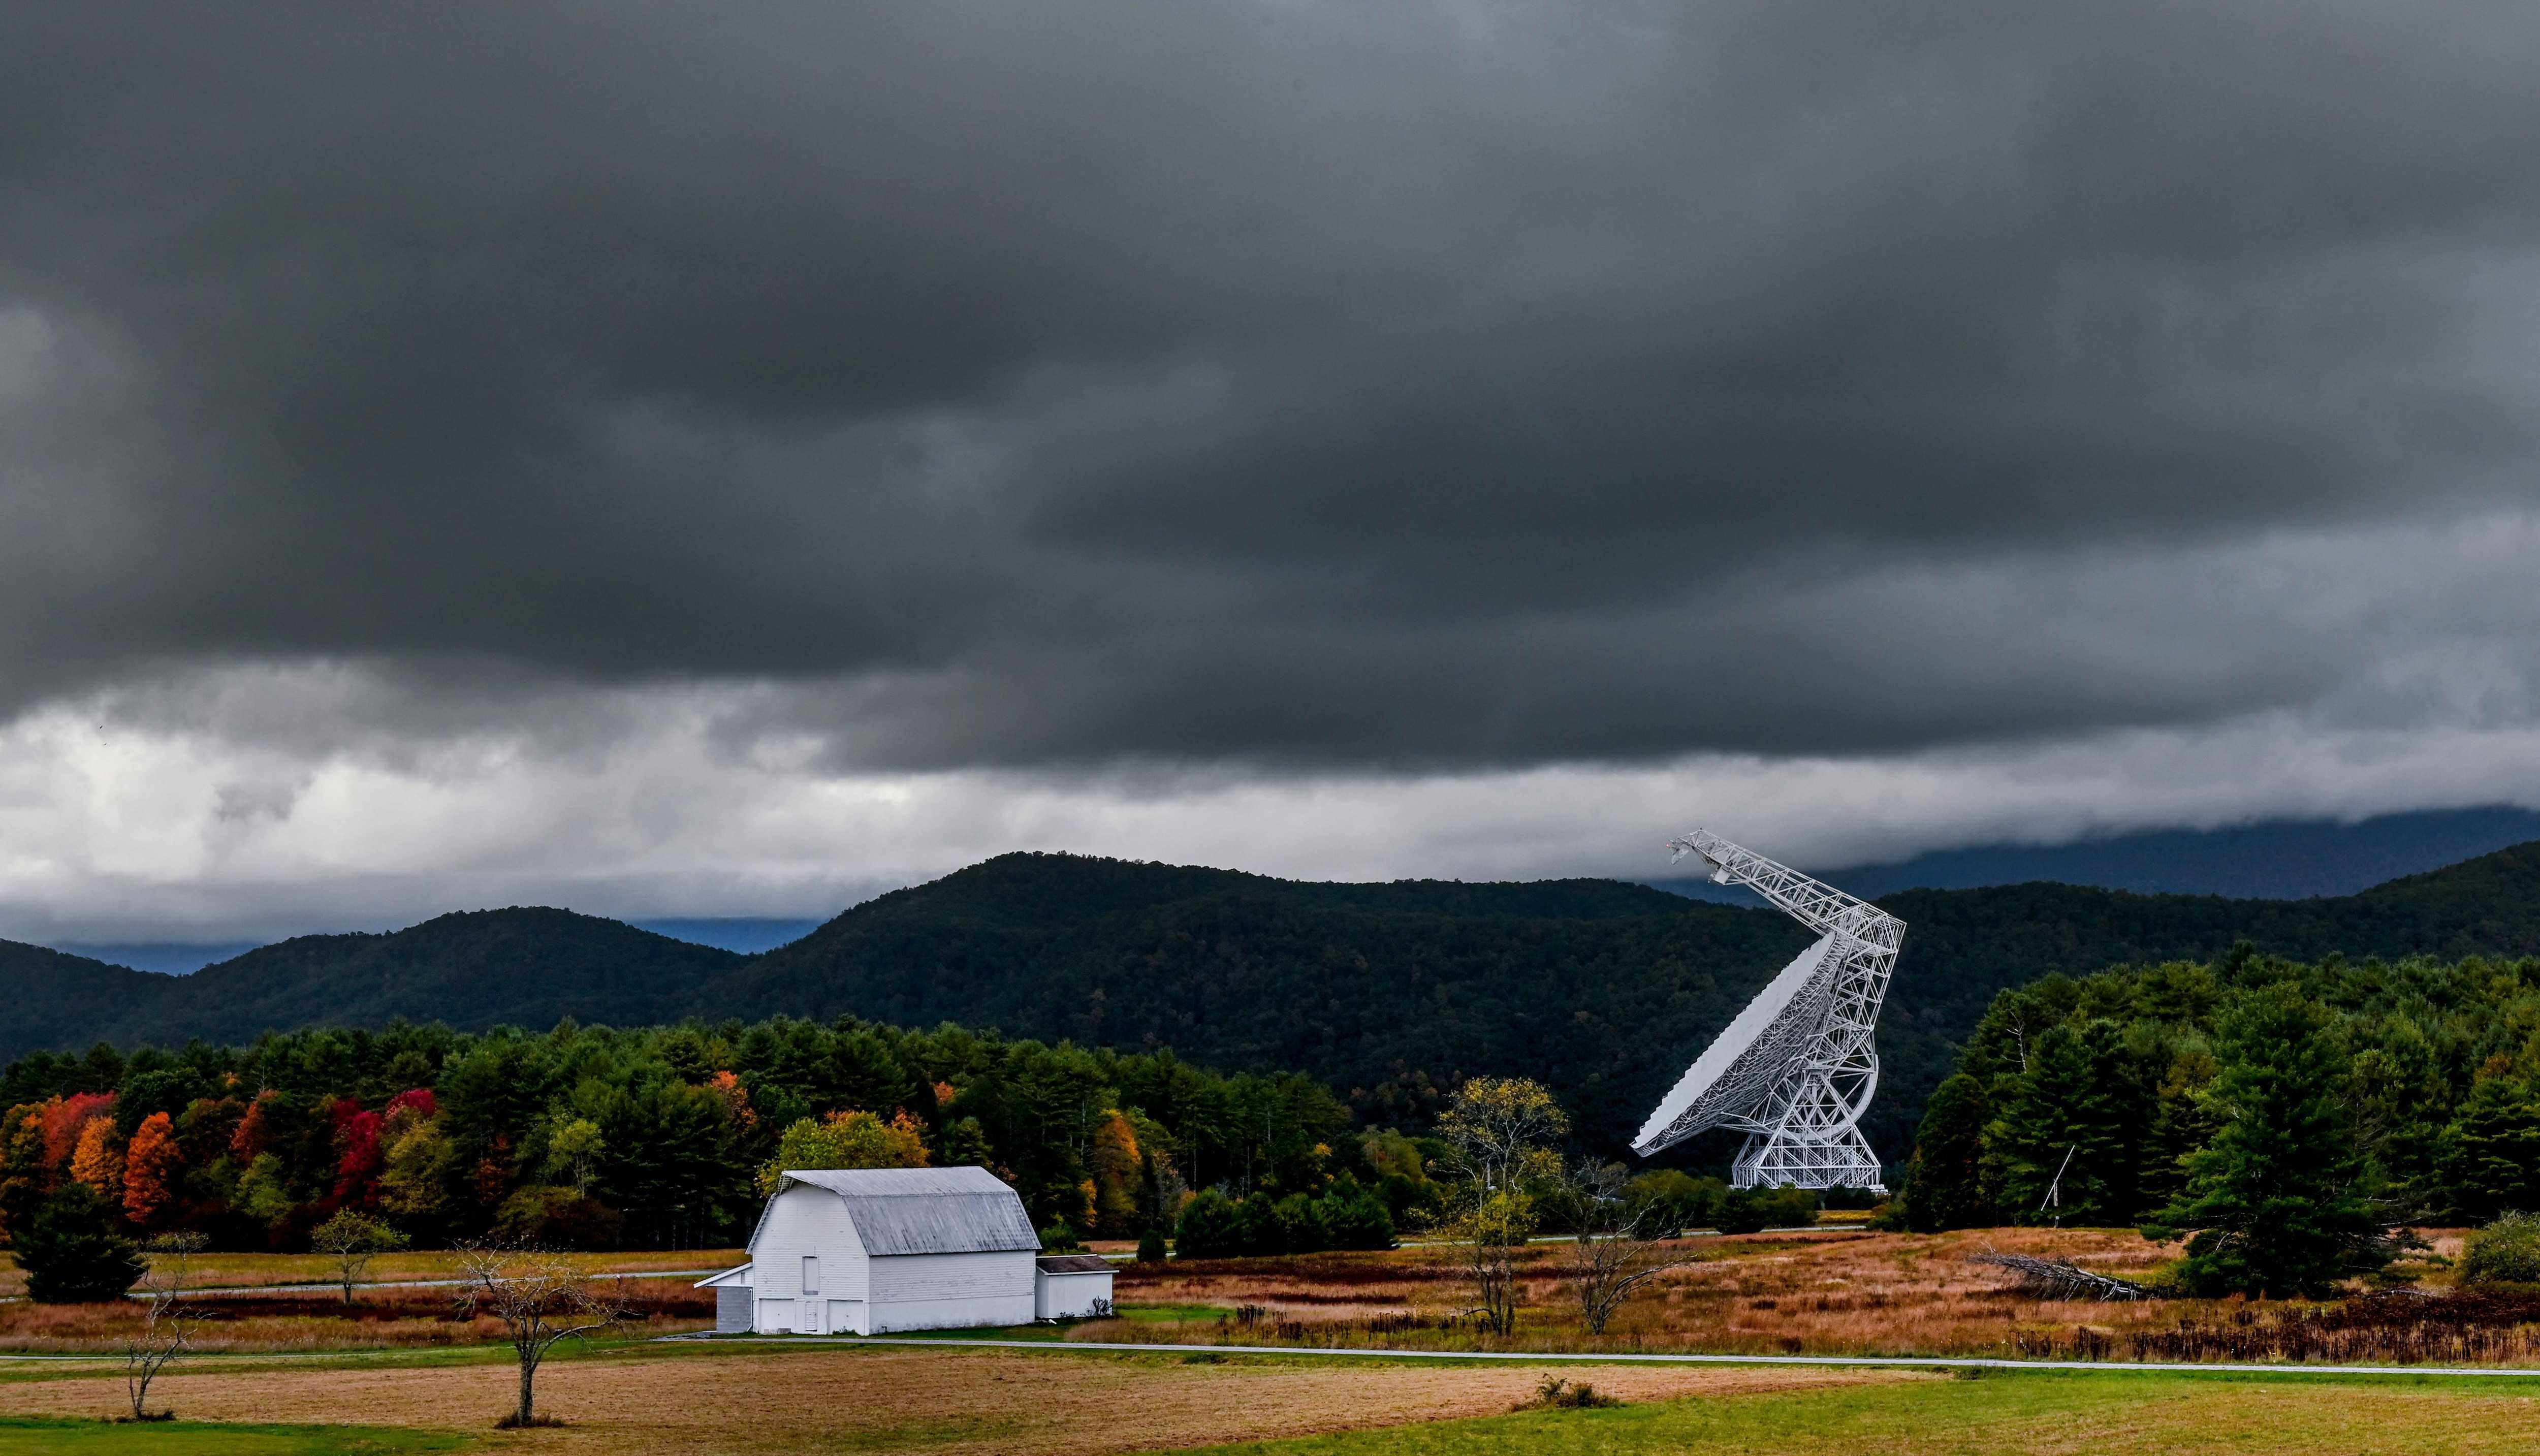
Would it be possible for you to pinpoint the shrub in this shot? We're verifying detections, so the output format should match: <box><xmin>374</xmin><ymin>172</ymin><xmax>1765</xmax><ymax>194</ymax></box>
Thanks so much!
<box><xmin>1038</xmin><ymin>1219</ymin><xmax>1085</xmax><ymax>1252</ymax></box>
<box><xmin>1521</xmin><ymin>1376</ymin><xmax>1620</xmax><ymax>1410</ymax></box>
<box><xmin>1269</xmin><ymin>1193</ymin><xmax>1327</xmax><ymax>1254</ymax></box>
<box><xmin>490</xmin><ymin>1185</ymin><xmax>624</xmax><ymax>1250</ymax></box>
<box><xmin>1713</xmin><ymin>1189</ymin><xmax>1769</xmax><ymax>1235</ymax></box>
<box><xmin>1320</xmin><ymin>1182</ymin><xmax>1398</xmax><ymax>1250</ymax></box>
<box><xmin>1757</xmin><ymin>1185</ymin><xmax>1820</xmax><ymax>1228</ymax></box>
<box><xmin>1174</xmin><ymin>1190</ymin><xmax>1242</xmax><ymax>1259</ymax></box>
<box><xmin>18</xmin><ymin>1184</ymin><xmax>146</xmax><ymax>1303</ymax></box>
<box><xmin>1136</xmin><ymin>1227</ymin><xmax>1167</xmax><ymax>1263</ymax></box>
<box><xmin>2462</xmin><ymin>1212</ymin><xmax>2540</xmax><ymax>1288</ymax></box>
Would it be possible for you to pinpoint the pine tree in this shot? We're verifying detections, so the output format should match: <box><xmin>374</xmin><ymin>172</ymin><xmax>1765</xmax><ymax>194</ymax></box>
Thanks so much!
<box><xmin>2440</xmin><ymin>1075</ymin><xmax>2540</xmax><ymax>1222</ymax></box>
<box><xmin>16</xmin><ymin>1183</ymin><xmax>146</xmax><ymax>1303</ymax></box>
<box><xmin>1987</xmin><ymin>1021</ymin><xmax>2139</xmax><ymax>1225</ymax></box>
<box><xmin>1902</xmin><ymin>1073</ymin><xmax>1991</xmax><ymax>1231</ymax></box>
<box><xmin>2150</xmin><ymin>984</ymin><xmax>2387</xmax><ymax>1297</ymax></box>
<box><xmin>2138</xmin><ymin>1049</ymin><xmax>2221</xmax><ymax>1213</ymax></box>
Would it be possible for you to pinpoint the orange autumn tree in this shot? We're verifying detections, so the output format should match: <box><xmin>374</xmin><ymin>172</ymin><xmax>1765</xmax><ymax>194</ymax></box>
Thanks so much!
<box><xmin>70</xmin><ymin>1116</ymin><xmax>125</xmax><ymax>1199</ymax></box>
<box><xmin>39</xmin><ymin>1092</ymin><xmax>116</xmax><ymax>1173</ymax></box>
<box><xmin>123</xmin><ymin>1112</ymin><xmax>184</xmax><ymax>1226</ymax></box>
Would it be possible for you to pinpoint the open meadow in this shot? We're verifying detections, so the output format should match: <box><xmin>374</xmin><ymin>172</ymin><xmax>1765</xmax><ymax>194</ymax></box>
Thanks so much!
<box><xmin>0</xmin><ymin>1227</ymin><xmax>2537</xmax><ymax>1452</ymax></box>
<box><xmin>0</xmin><ymin>1250</ymin><xmax>738</xmax><ymax>1353</ymax></box>
<box><xmin>0</xmin><ymin>1342</ymin><xmax>2537</xmax><ymax>1454</ymax></box>
<box><xmin>1089</xmin><ymin>1224</ymin><xmax>2510</xmax><ymax>1366</ymax></box>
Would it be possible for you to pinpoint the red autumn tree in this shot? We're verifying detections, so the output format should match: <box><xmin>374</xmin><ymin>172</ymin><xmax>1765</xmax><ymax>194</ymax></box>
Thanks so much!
<box><xmin>40</xmin><ymin>1092</ymin><xmax>116</xmax><ymax>1172</ymax></box>
<box><xmin>332</xmin><ymin>1099</ymin><xmax>386</xmax><ymax>1209</ymax></box>
<box><xmin>230</xmin><ymin>1091</ymin><xmax>278</xmax><ymax>1161</ymax></box>
<box><xmin>123</xmin><ymin>1112</ymin><xmax>184</xmax><ymax>1226</ymax></box>
<box><xmin>385</xmin><ymin>1088</ymin><xmax>438</xmax><ymax>1121</ymax></box>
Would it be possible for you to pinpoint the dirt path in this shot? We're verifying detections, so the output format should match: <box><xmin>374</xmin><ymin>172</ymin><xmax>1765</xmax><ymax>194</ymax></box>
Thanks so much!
<box><xmin>0</xmin><ymin>1344</ymin><xmax>1919</xmax><ymax>1454</ymax></box>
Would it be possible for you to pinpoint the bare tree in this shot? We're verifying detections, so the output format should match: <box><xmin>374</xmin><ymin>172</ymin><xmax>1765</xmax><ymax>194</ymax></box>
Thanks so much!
<box><xmin>310</xmin><ymin>1210</ymin><xmax>408</xmax><ymax>1305</ymax></box>
<box><xmin>1565</xmin><ymin>1163</ymin><xmax>1688</xmax><ymax>1335</ymax></box>
<box><xmin>453</xmin><ymin>1242</ymin><xmax>630</xmax><ymax>1429</ymax></box>
<box><xmin>125</xmin><ymin>1231</ymin><xmax>208</xmax><ymax>1421</ymax></box>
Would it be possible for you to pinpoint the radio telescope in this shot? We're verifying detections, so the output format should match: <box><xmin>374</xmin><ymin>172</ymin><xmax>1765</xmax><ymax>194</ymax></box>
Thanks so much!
<box><xmin>1631</xmin><ymin>829</ymin><xmax>1905</xmax><ymax>1191</ymax></box>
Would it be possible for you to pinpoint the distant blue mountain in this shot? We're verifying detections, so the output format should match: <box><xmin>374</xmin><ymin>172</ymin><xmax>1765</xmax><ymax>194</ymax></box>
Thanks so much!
<box><xmin>626</xmin><ymin>917</ymin><xmax>824</xmax><ymax>954</ymax></box>
<box><xmin>45</xmin><ymin>942</ymin><xmax>266</xmax><ymax>976</ymax></box>
<box><xmin>1652</xmin><ymin>805</ymin><xmax>2540</xmax><ymax>904</ymax></box>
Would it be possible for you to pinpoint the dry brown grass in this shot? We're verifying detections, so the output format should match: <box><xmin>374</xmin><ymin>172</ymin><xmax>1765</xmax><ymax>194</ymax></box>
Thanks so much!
<box><xmin>0</xmin><ymin>1247</ymin><xmax>742</xmax><ymax>1299</ymax></box>
<box><xmin>0</xmin><ymin>1342</ymin><xmax>1918</xmax><ymax>1453</ymax></box>
<box><xmin>1101</xmin><ymin>1226</ymin><xmax>2521</xmax><ymax>1366</ymax></box>
<box><xmin>0</xmin><ymin>1276</ymin><xmax>712</xmax><ymax>1352</ymax></box>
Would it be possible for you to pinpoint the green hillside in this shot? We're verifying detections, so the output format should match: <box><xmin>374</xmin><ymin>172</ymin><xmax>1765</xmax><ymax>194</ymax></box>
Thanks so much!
<box><xmin>0</xmin><ymin>909</ymin><xmax>740</xmax><ymax>1061</ymax></box>
<box><xmin>3</xmin><ymin>842</ymin><xmax>2536</xmax><ymax>1162</ymax></box>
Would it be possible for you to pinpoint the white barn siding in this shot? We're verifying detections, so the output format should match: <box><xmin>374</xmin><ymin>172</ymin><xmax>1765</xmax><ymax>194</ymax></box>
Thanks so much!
<box><xmin>739</xmin><ymin>1167</ymin><xmax>1045</xmax><ymax>1335</ymax></box>
<box><xmin>868</xmin><ymin>1251</ymin><xmax>1036</xmax><ymax>1332</ymax></box>
<box><xmin>749</xmin><ymin>1181</ymin><xmax>872</xmax><ymax>1334</ymax></box>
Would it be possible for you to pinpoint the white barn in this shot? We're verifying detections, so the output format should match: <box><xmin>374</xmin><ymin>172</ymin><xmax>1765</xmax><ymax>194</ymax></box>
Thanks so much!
<box><xmin>699</xmin><ymin>1165</ymin><xmax>1113</xmax><ymax>1335</ymax></box>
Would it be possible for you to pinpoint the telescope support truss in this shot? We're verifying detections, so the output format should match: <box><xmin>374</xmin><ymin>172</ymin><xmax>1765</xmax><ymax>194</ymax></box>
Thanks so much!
<box><xmin>1646</xmin><ymin>829</ymin><xmax>1904</xmax><ymax>1192</ymax></box>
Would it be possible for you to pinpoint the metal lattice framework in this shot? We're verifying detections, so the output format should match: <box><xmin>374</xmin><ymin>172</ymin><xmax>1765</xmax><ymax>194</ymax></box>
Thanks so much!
<box><xmin>1630</xmin><ymin>828</ymin><xmax>1906</xmax><ymax>1191</ymax></box>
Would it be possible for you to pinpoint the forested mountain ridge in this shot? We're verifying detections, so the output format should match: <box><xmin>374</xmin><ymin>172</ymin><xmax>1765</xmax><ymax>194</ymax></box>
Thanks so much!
<box><xmin>0</xmin><ymin>911</ymin><xmax>740</xmax><ymax>1062</ymax></box>
<box><xmin>3</xmin><ymin>842</ymin><xmax>2537</xmax><ymax>1161</ymax></box>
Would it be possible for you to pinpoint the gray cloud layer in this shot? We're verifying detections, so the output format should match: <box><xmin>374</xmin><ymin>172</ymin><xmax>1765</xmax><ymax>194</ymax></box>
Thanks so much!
<box><xmin>5</xmin><ymin>2</ymin><xmax>2540</xmax><ymax>777</ymax></box>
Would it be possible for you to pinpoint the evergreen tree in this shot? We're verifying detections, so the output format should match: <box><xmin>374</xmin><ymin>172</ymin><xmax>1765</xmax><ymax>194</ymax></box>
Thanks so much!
<box><xmin>2150</xmin><ymin>984</ymin><xmax>2387</xmax><ymax>1297</ymax></box>
<box><xmin>2439</xmin><ymin>1074</ymin><xmax>2540</xmax><ymax>1222</ymax></box>
<box><xmin>17</xmin><ymin>1184</ymin><xmax>146</xmax><ymax>1303</ymax></box>
<box><xmin>1986</xmin><ymin>1020</ymin><xmax>2140</xmax><ymax>1225</ymax></box>
<box><xmin>1901</xmin><ymin>1073</ymin><xmax>1990</xmax><ymax>1231</ymax></box>
<box><xmin>2137</xmin><ymin>1049</ymin><xmax>2220</xmax><ymax>1214</ymax></box>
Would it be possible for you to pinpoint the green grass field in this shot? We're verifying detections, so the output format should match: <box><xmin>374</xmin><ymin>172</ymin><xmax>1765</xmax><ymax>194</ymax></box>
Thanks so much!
<box><xmin>1183</xmin><ymin>1369</ymin><xmax>2540</xmax><ymax>1455</ymax></box>
<box><xmin>0</xmin><ymin>1416</ymin><xmax>472</xmax><ymax>1453</ymax></box>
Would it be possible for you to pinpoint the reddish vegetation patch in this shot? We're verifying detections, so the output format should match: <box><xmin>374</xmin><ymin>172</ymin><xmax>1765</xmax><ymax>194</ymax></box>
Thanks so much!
<box><xmin>0</xmin><ymin>1277</ymin><xmax>712</xmax><ymax>1352</ymax></box>
<box><xmin>1093</xmin><ymin>1227</ymin><xmax>2536</xmax><ymax>1367</ymax></box>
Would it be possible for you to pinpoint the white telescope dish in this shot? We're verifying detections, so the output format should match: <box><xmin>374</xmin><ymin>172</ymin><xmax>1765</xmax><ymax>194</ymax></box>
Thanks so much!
<box><xmin>1633</xmin><ymin>829</ymin><xmax>1906</xmax><ymax>1191</ymax></box>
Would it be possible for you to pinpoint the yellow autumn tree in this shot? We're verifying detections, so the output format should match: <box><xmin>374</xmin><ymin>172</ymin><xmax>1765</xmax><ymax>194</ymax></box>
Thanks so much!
<box><xmin>122</xmin><ymin>1112</ymin><xmax>183</xmax><ymax>1226</ymax></box>
<box><xmin>1089</xmin><ymin>1110</ymin><xmax>1141</xmax><ymax>1238</ymax></box>
<box><xmin>70</xmin><ymin>1116</ymin><xmax>125</xmax><ymax>1200</ymax></box>
<box><xmin>754</xmin><ymin>1109</ymin><xmax>929</xmax><ymax>1195</ymax></box>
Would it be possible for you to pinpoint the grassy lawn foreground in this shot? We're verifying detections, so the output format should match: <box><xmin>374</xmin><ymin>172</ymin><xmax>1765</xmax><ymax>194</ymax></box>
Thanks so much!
<box><xmin>1186</xmin><ymin>1369</ymin><xmax>2540</xmax><ymax>1455</ymax></box>
<box><xmin>0</xmin><ymin>1416</ymin><xmax>470</xmax><ymax>1453</ymax></box>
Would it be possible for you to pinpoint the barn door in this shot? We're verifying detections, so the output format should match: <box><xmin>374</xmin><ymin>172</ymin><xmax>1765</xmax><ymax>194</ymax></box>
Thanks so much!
<box><xmin>798</xmin><ymin>1257</ymin><xmax>821</xmax><ymax>1333</ymax></box>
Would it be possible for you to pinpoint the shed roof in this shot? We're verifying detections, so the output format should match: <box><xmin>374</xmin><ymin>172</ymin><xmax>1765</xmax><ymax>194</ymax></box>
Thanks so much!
<box><xmin>769</xmin><ymin>1165</ymin><xmax>1040</xmax><ymax>1256</ymax></box>
<box><xmin>1035</xmin><ymin>1254</ymin><xmax>1114</xmax><ymax>1275</ymax></box>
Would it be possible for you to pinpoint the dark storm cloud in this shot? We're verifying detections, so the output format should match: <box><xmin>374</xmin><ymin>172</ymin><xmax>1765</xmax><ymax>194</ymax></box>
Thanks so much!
<box><xmin>5</xmin><ymin>1</ymin><xmax>2539</xmax><ymax>770</ymax></box>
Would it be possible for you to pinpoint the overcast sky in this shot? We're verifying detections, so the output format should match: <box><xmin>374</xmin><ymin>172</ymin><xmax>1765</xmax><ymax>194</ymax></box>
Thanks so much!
<box><xmin>6</xmin><ymin>2</ymin><xmax>2540</xmax><ymax>940</ymax></box>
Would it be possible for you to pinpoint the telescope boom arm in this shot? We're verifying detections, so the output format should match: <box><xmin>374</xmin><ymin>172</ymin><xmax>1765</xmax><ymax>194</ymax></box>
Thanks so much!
<box><xmin>1669</xmin><ymin>828</ymin><xmax>1901</xmax><ymax>949</ymax></box>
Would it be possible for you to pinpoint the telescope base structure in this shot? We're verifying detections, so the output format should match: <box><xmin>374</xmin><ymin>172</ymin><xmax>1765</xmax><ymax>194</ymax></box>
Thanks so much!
<box><xmin>1731</xmin><ymin>1124</ymin><xmax>1886</xmax><ymax>1192</ymax></box>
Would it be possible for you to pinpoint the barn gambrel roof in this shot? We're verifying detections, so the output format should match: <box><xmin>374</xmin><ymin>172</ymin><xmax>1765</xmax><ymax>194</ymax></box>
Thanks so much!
<box><xmin>752</xmin><ymin>1164</ymin><xmax>1040</xmax><ymax>1256</ymax></box>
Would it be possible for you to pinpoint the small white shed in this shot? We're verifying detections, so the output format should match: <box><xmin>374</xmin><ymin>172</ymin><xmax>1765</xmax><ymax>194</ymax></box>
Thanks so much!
<box><xmin>1034</xmin><ymin>1254</ymin><xmax>1116</xmax><ymax>1319</ymax></box>
<box><xmin>726</xmin><ymin>1165</ymin><xmax>1045</xmax><ymax>1335</ymax></box>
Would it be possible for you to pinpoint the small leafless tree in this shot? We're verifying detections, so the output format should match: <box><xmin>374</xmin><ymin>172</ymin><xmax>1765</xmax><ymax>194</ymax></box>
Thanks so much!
<box><xmin>124</xmin><ymin>1231</ymin><xmax>208</xmax><ymax>1421</ymax></box>
<box><xmin>1566</xmin><ymin>1163</ymin><xmax>1689</xmax><ymax>1334</ymax></box>
<box><xmin>310</xmin><ymin>1210</ymin><xmax>408</xmax><ymax>1305</ymax></box>
<box><xmin>453</xmin><ymin>1242</ymin><xmax>631</xmax><ymax>1429</ymax></box>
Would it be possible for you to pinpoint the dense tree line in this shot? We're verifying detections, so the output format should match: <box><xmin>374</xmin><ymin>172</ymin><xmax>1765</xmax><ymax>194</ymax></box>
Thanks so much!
<box><xmin>1895</xmin><ymin>949</ymin><xmax>2540</xmax><ymax>1292</ymax></box>
<box><xmin>0</xmin><ymin>1016</ymin><xmax>1365</xmax><ymax>1255</ymax></box>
